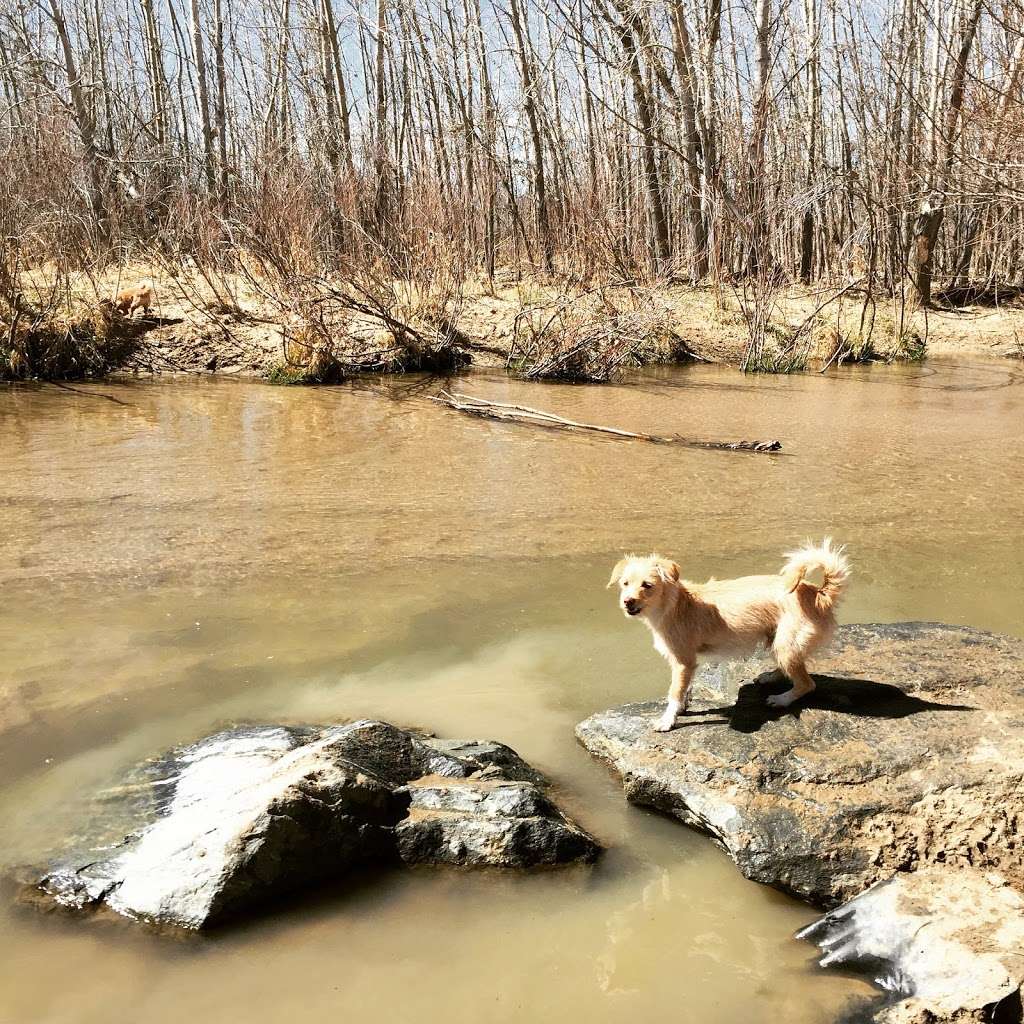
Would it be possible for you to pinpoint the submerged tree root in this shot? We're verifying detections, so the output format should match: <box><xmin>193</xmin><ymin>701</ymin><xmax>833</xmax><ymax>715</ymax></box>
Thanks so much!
<box><xmin>430</xmin><ymin>391</ymin><xmax>783</xmax><ymax>454</ymax></box>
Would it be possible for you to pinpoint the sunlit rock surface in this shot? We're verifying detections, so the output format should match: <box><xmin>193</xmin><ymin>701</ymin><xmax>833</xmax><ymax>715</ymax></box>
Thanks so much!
<box><xmin>396</xmin><ymin>774</ymin><xmax>599</xmax><ymax>866</ymax></box>
<box><xmin>798</xmin><ymin>868</ymin><xmax>1024</xmax><ymax>1023</ymax></box>
<box><xmin>28</xmin><ymin>721</ymin><xmax>599</xmax><ymax>930</ymax></box>
<box><xmin>576</xmin><ymin>623</ymin><xmax>1024</xmax><ymax>906</ymax></box>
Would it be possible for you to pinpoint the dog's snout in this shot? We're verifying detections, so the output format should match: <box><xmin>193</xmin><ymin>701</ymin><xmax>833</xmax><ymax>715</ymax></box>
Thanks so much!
<box><xmin>624</xmin><ymin>598</ymin><xmax>641</xmax><ymax>614</ymax></box>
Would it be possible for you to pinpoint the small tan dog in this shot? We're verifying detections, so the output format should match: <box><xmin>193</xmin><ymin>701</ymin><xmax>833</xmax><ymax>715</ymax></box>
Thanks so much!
<box><xmin>609</xmin><ymin>539</ymin><xmax>850</xmax><ymax>732</ymax></box>
<box><xmin>111</xmin><ymin>280</ymin><xmax>155</xmax><ymax>317</ymax></box>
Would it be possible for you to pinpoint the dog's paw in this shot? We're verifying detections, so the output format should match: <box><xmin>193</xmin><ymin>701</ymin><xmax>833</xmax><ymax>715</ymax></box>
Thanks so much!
<box><xmin>653</xmin><ymin>717</ymin><xmax>676</xmax><ymax>733</ymax></box>
<box><xmin>766</xmin><ymin>692</ymin><xmax>794</xmax><ymax>708</ymax></box>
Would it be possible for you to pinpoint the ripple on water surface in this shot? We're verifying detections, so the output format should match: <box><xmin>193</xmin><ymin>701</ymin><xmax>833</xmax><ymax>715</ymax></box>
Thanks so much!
<box><xmin>0</xmin><ymin>362</ymin><xmax>1021</xmax><ymax>1024</ymax></box>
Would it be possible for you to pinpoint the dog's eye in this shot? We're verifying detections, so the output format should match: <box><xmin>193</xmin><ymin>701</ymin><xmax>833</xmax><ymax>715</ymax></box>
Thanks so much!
<box><xmin>640</xmin><ymin>581</ymin><xmax>653</xmax><ymax>590</ymax></box>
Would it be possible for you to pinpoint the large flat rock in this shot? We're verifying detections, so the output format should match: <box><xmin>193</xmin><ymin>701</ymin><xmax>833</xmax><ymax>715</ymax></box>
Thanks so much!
<box><xmin>26</xmin><ymin>720</ymin><xmax>599</xmax><ymax>930</ymax></box>
<box><xmin>799</xmin><ymin>868</ymin><xmax>1024</xmax><ymax>1023</ymax></box>
<box><xmin>576</xmin><ymin>622</ymin><xmax>1024</xmax><ymax>906</ymax></box>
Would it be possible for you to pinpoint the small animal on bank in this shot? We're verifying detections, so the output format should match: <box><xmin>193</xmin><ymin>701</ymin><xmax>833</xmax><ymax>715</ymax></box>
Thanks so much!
<box><xmin>608</xmin><ymin>539</ymin><xmax>850</xmax><ymax>732</ymax></box>
<box><xmin>111</xmin><ymin>280</ymin><xmax>155</xmax><ymax>317</ymax></box>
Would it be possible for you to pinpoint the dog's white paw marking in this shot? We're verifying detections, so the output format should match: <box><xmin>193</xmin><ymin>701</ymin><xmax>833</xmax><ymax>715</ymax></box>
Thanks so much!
<box><xmin>766</xmin><ymin>691</ymin><xmax>795</xmax><ymax>708</ymax></box>
<box><xmin>654</xmin><ymin>699</ymin><xmax>683</xmax><ymax>732</ymax></box>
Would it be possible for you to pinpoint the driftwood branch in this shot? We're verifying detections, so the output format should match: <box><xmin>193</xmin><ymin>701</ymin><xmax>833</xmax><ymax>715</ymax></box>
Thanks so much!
<box><xmin>430</xmin><ymin>391</ymin><xmax>783</xmax><ymax>453</ymax></box>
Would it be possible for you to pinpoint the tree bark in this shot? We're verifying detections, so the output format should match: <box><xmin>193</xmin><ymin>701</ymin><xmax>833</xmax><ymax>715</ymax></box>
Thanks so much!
<box><xmin>607</xmin><ymin>0</ymin><xmax>671</xmax><ymax>274</ymax></box>
<box><xmin>669</xmin><ymin>0</ymin><xmax>709</xmax><ymax>280</ymax></box>
<box><xmin>912</xmin><ymin>0</ymin><xmax>984</xmax><ymax>306</ymax></box>
<box><xmin>46</xmin><ymin>0</ymin><xmax>108</xmax><ymax>237</ymax></box>
<box><xmin>508</xmin><ymin>0</ymin><xmax>554</xmax><ymax>272</ymax></box>
<box><xmin>188</xmin><ymin>0</ymin><xmax>217</xmax><ymax>193</ymax></box>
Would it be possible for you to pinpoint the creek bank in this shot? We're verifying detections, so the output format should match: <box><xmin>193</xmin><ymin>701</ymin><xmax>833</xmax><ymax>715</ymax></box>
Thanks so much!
<box><xmin>576</xmin><ymin>622</ymin><xmax>1024</xmax><ymax>1022</ymax></box>
<box><xmin>24</xmin><ymin>720</ymin><xmax>599</xmax><ymax>931</ymax></box>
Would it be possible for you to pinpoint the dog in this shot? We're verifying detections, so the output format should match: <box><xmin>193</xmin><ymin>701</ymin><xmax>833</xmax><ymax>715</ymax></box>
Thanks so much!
<box><xmin>608</xmin><ymin>539</ymin><xmax>850</xmax><ymax>732</ymax></box>
<box><xmin>111</xmin><ymin>280</ymin><xmax>155</xmax><ymax>317</ymax></box>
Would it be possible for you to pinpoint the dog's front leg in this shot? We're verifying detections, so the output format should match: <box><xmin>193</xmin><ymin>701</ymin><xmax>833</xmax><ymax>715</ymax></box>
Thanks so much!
<box><xmin>654</xmin><ymin>661</ymin><xmax>695</xmax><ymax>732</ymax></box>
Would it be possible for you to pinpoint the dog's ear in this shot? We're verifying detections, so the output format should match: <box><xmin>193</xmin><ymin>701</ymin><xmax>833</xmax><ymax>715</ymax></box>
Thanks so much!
<box><xmin>607</xmin><ymin>557</ymin><xmax>630</xmax><ymax>588</ymax></box>
<box><xmin>654</xmin><ymin>559</ymin><xmax>680</xmax><ymax>583</ymax></box>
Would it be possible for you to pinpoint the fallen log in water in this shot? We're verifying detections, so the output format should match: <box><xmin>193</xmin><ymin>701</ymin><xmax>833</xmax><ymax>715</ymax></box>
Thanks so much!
<box><xmin>429</xmin><ymin>391</ymin><xmax>783</xmax><ymax>453</ymax></box>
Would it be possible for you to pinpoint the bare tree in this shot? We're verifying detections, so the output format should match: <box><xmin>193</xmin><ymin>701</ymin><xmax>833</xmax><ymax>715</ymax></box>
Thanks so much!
<box><xmin>0</xmin><ymin>0</ymin><xmax>1020</xmax><ymax>308</ymax></box>
<box><xmin>912</xmin><ymin>0</ymin><xmax>985</xmax><ymax>305</ymax></box>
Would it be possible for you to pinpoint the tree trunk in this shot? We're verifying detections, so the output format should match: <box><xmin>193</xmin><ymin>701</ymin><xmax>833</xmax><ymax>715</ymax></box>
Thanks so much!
<box><xmin>669</xmin><ymin>0</ymin><xmax>709</xmax><ymax>280</ymax></box>
<box><xmin>799</xmin><ymin>0</ymin><xmax>820</xmax><ymax>282</ymax></box>
<box><xmin>373</xmin><ymin>0</ymin><xmax>390</xmax><ymax>238</ymax></box>
<box><xmin>212</xmin><ymin>0</ymin><xmax>230</xmax><ymax>204</ymax></box>
<box><xmin>912</xmin><ymin>0</ymin><xmax>983</xmax><ymax>306</ymax></box>
<box><xmin>746</xmin><ymin>0</ymin><xmax>773</xmax><ymax>276</ymax></box>
<box><xmin>608</xmin><ymin>0</ymin><xmax>671</xmax><ymax>275</ymax></box>
<box><xmin>508</xmin><ymin>0</ymin><xmax>554</xmax><ymax>272</ymax></box>
<box><xmin>321</xmin><ymin>0</ymin><xmax>356</xmax><ymax>178</ymax></box>
<box><xmin>188</xmin><ymin>0</ymin><xmax>217</xmax><ymax>193</ymax></box>
<box><xmin>46</xmin><ymin>0</ymin><xmax>108</xmax><ymax>237</ymax></box>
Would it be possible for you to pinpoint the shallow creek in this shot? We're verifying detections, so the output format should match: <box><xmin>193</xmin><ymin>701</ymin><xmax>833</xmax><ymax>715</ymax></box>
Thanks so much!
<box><xmin>1</xmin><ymin>360</ymin><xmax>1022</xmax><ymax>1024</ymax></box>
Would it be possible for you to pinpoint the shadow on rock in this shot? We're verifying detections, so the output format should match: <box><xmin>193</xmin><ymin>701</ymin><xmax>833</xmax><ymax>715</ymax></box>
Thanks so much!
<box><xmin>701</xmin><ymin>671</ymin><xmax>975</xmax><ymax>735</ymax></box>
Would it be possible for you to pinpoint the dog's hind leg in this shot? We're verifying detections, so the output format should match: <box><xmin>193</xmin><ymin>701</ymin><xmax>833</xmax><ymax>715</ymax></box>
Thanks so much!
<box><xmin>654</xmin><ymin>661</ymin><xmax>695</xmax><ymax>732</ymax></box>
<box><xmin>766</xmin><ymin>652</ymin><xmax>816</xmax><ymax>708</ymax></box>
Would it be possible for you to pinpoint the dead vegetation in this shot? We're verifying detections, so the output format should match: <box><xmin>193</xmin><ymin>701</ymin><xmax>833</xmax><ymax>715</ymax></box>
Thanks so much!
<box><xmin>245</xmin><ymin>232</ymin><xmax>475</xmax><ymax>383</ymax></box>
<box><xmin>0</xmin><ymin>260</ymin><xmax>146</xmax><ymax>381</ymax></box>
<box><xmin>2</xmin><ymin>0</ymin><xmax>1021</xmax><ymax>385</ymax></box>
<box><xmin>269</xmin><ymin>305</ymin><xmax>471</xmax><ymax>385</ymax></box>
<box><xmin>507</xmin><ymin>290</ymin><xmax>692</xmax><ymax>382</ymax></box>
<box><xmin>8</xmin><ymin>243</ymin><xmax>1024</xmax><ymax>386</ymax></box>
<box><xmin>1</xmin><ymin>303</ymin><xmax>141</xmax><ymax>381</ymax></box>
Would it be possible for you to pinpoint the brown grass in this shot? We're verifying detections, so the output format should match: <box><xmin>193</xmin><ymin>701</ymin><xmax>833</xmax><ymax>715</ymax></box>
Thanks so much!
<box><xmin>507</xmin><ymin>290</ymin><xmax>691</xmax><ymax>382</ymax></box>
<box><xmin>7</xmin><ymin>256</ymin><xmax>1023</xmax><ymax>383</ymax></box>
<box><xmin>2</xmin><ymin>300</ymin><xmax>142</xmax><ymax>381</ymax></box>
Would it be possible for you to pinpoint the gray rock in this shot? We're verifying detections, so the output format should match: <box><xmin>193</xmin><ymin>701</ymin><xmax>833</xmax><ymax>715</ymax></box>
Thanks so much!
<box><xmin>27</xmin><ymin>720</ymin><xmax>599</xmax><ymax>930</ymax></box>
<box><xmin>419</xmin><ymin>738</ymin><xmax>546</xmax><ymax>785</ymax></box>
<box><xmin>575</xmin><ymin>623</ymin><xmax>1024</xmax><ymax>906</ymax></box>
<box><xmin>395</xmin><ymin>773</ymin><xmax>599</xmax><ymax>867</ymax></box>
<box><xmin>798</xmin><ymin>868</ymin><xmax>1024</xmax><ymax>1024</ymax></box>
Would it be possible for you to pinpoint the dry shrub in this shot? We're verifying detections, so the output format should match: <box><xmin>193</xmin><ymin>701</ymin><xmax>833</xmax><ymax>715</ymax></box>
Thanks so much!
<box><xmin>2</xmin><ymin>301</ymin><xmax>140</xmax><ymax>381</ymax></box>
<box><xmin>271</xmin><ymin>316</ymin><xmax>345</xmax><ymax>384</ymax></box>
<box><xmin>266</xmin><ymin>224</ymin><xmax>473</xmax><ymax>382</ymax></box>
<box><xmin>736</xmin><ymin>270</ymin><xmax>807</xmax><ymax>373</ymax></box>
<box><xmin>812</xmin><ymin>316</ymin><xmax>881</xmax><ymax>367</ymax></box>
<box><xmin>270</xmin><ymin>288</ymin><xmax>470</xmax><ymax>384</ymax></box>
<box><xmin>508</xmin><ymin>291</ymin><xmax>688</xmax><ymax>382</ymax></box>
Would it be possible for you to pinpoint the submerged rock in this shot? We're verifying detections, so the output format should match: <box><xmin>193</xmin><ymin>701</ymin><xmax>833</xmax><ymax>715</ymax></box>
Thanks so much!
<box><xmin>27</xmin><ymin>721</ymin><xmax>599</xmax><ymax>930</ymax></box>
<box><xmin>576</xmin><ymin>622</ymin><xmax>1024</xmax><ymax>906</ymax></box>
<box><xmin>798</xmin><ymin>868</ymin><xmax>1024</xmax><ymax>1023</ymax></box>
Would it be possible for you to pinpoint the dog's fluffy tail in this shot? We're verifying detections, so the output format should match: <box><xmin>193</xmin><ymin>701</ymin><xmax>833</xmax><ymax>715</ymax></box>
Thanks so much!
<box><xmin>781</xmin><ymin>538</ymin><xmax>850</xmax><ymax>611</ymax></box>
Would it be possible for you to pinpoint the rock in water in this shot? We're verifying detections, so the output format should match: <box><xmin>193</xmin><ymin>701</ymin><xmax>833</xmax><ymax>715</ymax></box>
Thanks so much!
<box><xmin>28</xmin><ymin>721</ymin><xmax>599</xmax><ymax>930</ymax></box>
<box><xmin>395</xmin><ymin>774</ymin><xmax>599</xmax><ymax>866</ymax></box>
<box><xmin>797</xmin><ymin>868</ymin><xmax>1024</xmax><ymax>1023</ymax></box>
<box><xmin>575</xmin><ymin>622</ymin><xmax>1024</xmax><ymax>906</ymax></box>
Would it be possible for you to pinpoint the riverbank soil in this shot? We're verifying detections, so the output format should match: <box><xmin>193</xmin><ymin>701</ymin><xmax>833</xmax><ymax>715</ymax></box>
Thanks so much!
<box><xmin>14</xmin><ymin>263</ymin><xmax>1024</xmax><ymax>378</ymax></box>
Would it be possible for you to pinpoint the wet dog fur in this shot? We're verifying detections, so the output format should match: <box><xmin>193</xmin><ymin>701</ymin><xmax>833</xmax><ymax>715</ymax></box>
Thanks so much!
<box><xmin>608</xmin><ymin>539</ymin><xmax>850</xmax><ymax>732</ymax></box>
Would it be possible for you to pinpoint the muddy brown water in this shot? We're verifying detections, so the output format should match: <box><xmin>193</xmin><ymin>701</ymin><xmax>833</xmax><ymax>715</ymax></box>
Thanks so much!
<box><xmin>1</xmin><ymin>360</ymin><xmax>1022</xmax><ymax>1024</ymax></box>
